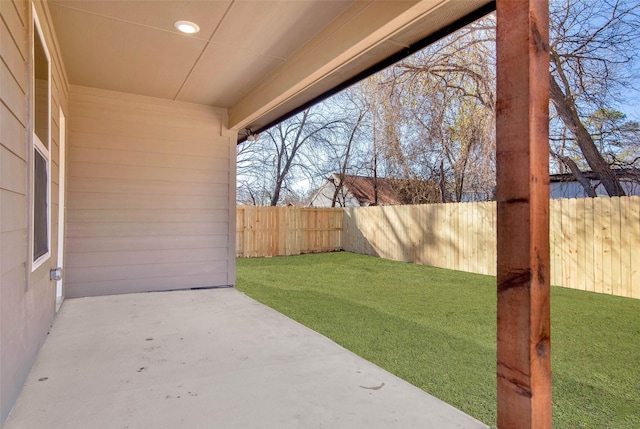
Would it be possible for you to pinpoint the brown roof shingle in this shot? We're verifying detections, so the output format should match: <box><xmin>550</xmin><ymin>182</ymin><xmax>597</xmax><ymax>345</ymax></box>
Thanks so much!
<box><xmin>333</xmin><ymin>174</ymin><xmax>402</xmax><ymax>205</ymax></box>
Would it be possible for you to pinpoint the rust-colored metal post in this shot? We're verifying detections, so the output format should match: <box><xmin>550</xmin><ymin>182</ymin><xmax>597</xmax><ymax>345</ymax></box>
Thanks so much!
<box><xmin>495</xmin><ymin>0</ymin><xmax>551</xmax><ymax>428</ymax></box>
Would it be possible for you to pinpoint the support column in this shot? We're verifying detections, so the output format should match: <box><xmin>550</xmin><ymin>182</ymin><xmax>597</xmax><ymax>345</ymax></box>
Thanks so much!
<box><xmin>495</xmin><ymin>1</ymin><xmax>551</xmax><ymax>428</ymax></box>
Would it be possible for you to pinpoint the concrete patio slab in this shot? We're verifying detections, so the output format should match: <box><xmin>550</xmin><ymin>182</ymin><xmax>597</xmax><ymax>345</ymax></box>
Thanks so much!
<box><xmin>4</xmin><ymin>288</ymin><xmax>488</xmax><ymax>429</ymax></box>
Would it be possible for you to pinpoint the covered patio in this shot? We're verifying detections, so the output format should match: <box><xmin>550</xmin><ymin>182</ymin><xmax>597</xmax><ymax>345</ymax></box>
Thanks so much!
<box><xmin>3</xmin><ymin>288</ymin><xmax>487</xmax><ymax>428</ymax></box>
<box><xmin>2</xmin><ymin>0</ymin><xmax>551</xmax><ymax>427</ymax></box>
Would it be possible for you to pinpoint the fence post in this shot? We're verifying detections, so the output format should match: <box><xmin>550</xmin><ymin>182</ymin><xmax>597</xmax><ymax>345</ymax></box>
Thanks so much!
<box><xmin>244</xmin><ymin>206</ymin><xmax>251</xmax><ymax>258</ymax></box>
<box><xmin>236</xmin><ymin>207</ymin><xmax>244</xmax><ymax>257</ymax></box>
<box><xmin>631</xmin><ymin>197</ymin><xmax>640</xmax><ymax>298</ymax></box>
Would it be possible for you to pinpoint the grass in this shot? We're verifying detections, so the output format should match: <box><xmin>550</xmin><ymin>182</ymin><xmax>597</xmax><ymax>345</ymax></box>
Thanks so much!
<box><xmin>236</xmin><ymin>252</ymin><xmax>640</xmax><ymax>428</ymax></box>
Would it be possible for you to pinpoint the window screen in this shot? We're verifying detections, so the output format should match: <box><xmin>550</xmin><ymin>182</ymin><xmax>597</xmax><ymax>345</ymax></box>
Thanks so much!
<box><xmin>32</xmin><ymin>16</ymin><xmax>50</xmax><ymax>266</ymax></box>
<box><xmin>34</xmin><ymin>29</ymin><xmax>49</xmax><ymax>149</ymax></box>
<box><xmin>33</xmin><ymin>148</ymin><xmax>48</xmax><ymax>260</ymax></box>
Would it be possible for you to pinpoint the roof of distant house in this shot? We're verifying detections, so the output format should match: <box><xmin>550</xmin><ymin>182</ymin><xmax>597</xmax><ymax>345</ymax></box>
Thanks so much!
<box><xmin>329</xmin><ymin>174</ymin><xmax>402</xmax><ymax>205</ymax></box>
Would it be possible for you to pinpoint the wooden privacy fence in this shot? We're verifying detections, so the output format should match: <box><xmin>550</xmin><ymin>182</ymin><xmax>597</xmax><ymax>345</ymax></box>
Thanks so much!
<box><xmin>343</xmin><ymin>202</ymin><xmax>497</xmax><ymax>276</ymax></box>
<box><xmin>550</xmin><ymin>197</ymin><xmax>639</xmax><ymax>298</ymax></box>
<box><xmin>343</xmin><ymin>197</ymin><xmax>640</xmax><ymax>299</ymax></box>
<box><xmin>236</xmin><ymin>197</ymin><xmax>639</xmax><ymax>299</ymax></box>
<box><xmin>236</xmin><ymin>206</ymin><xmax>342</xmax><ymax>257</ymax></box>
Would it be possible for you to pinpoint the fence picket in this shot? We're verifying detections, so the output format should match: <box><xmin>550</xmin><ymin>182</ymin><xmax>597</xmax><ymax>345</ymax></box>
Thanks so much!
<box><xmin>583</xmin><ymin>198</ymin><xmax>595</xmax><ymax>293</ymax></box>
<box><xmin>619</xmin><ymin>197</ymin><xmax>631</xmax><ymax>298</ymax></box>
<box><xmin>562</xmin><ymin>199</ymin><xmax>575</xmax><ymax>289</ymax></box>
<box><xmin>575</xmin><ymin>198</ymin><xmax>586</xmax><ymax>291</ymax></box>
<box><xmin>601</xmin><ymin>199</ymin><xmax>613</xmax><ymax>294</ymax></box>
<box><xmin>593</xmin><ymin>199</ymin><xmax>605</xmax><ymax>294</ymax></box>
<box><xmin>629</xmin><ymin>197</ymin><xmax>640</xmax><ymax>299</ymax></box>
<box><xmin>549</xmin><ymin>200</ymin><xmax>559</xmax><ymax>287</ymax></box>
<box><xmin>610</xmin><ymin>198</ymin><xmax>622</xmax><ymax>296</ymax></box>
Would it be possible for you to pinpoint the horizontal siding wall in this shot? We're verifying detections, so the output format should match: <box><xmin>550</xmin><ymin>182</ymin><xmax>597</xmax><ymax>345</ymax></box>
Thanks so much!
<box><xmin>0</xmin><ymin>1</ymin><xmax>29</xmax><ymax>421</ymax></box>
<box><xmin>66</xmin><ymin>86</ymin><xmax>234</xmax><ymax>297</ymax></box>
<box><xmin>1</xmin><ymin>0</ymin><xmax>69</xmax><ymax>423</ymax></box>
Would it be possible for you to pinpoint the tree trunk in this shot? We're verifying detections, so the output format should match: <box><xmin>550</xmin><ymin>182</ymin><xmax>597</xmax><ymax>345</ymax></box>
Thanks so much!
<box><xmin>372</xmin><ymin>125</ymin><xmax>379</xmax><ymax>205</ymax></box>
<box><xmin>332</xmin><ymin>112</ymin><xmax>363</xmax><ymax>207</ymax></box>
<box><xmin>549</xmin><ymin>76</ymin><xmax>625</xmax><ymax>196</ymax></box>
<box><xmin>330</xmin><ymin>180</ymin><xmax>340</xmax><ymax>207</ymax></box>
<box><xmin>439</xmin><ymin>160</ymin><xmax>447</xmax><ymax>203</ymax></box>
<box><xmin>551</xmin><ymin>151</ymin><xmax>598</xmax><ymax>197</ymax></box>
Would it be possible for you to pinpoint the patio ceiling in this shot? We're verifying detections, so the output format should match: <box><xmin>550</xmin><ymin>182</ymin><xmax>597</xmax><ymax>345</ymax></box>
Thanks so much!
<box><xmin>48</xmin><ymin>0</ymin><xmax>493</xmax><ymax>141</ymax></box>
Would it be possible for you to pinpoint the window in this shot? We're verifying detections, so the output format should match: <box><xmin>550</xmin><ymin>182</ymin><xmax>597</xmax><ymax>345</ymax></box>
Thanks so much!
<box><xmin>32</xmin><ymin>10</ymin><xmax>51</xmax><ymax>270</ymax></box>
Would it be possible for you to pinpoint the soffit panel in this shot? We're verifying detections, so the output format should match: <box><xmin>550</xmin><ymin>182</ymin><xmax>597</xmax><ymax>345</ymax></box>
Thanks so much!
<box><xmin>176</xmin><ymin>43</ymin><xmax>285</xmax><ymax>107</ymax></box>
<box><xmin>389</xmin><ymin>0</ymin><xmax>492</xmax><ymax>46</ymax></box>
<box><xmin>49</xmin><ymin>0</ymin><xmax>358</xmax><ymax>108</ymax></box>
<box><xmin>212</xmin><ymin>1</ymin><xmax>354</xmax><ymax>60</ymax></box>
<box><xmin>49</xmin><ymin>3</ymin><xmax>209</xmax><ymax>99</ymax></box>
<box><xmin>49</xmin><ymin>0</ymin><xmax>231</xmax><ymax>40</ymax></box>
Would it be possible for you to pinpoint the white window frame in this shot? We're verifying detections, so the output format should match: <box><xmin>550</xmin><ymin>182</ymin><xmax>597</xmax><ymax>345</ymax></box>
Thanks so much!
<box><xmin>31</xmin><ymin>6</ymin><xmax>51</xmax><ymax>271</ymax></box>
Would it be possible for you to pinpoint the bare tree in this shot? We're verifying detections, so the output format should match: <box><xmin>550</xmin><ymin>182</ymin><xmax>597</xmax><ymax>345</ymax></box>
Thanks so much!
<box><xmin>354</xmin><ymin>1</ymin><xmax>639</xmax><ymax>200</ymax></box>
<box><xmin>263</xmin><ymin>107</ymin><xmax>342</xmax><ymax>206</ymax></box>
<box><xmin>330</xmin><ymin>112</ymin><xmax>366</xmax><ymax>207</ymax></box>
<box><xmin>236</xmin><ymin>137</ymin><xmax>273</xmax><ymax>205</ymax></box>
<box><xmin>549</xmin><ymin>0</ymin><xmax>640</xmax><ymax>196</ymax></box>
<box><xmin>364</xmin><ymin>15</ymin><xmax>497</xmax><ymax>202</ymax></box>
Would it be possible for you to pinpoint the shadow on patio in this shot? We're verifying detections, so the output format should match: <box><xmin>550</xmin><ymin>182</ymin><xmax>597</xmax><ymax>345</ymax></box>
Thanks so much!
<box><xmin>4</xmin><ymin>288</ymin><xmax>487</xmax><ymax>429</ymax></box>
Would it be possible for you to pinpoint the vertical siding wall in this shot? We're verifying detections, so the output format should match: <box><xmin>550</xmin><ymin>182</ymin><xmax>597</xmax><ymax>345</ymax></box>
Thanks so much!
<box><xmin>65</xmin><ymin>86</ymin><xmax>235</xmax><ymax>297</ymax></box>
<box><xmin>1</xmin><ymin>0</ymin><xmax>68</xmax><ymax>422</ymax></box>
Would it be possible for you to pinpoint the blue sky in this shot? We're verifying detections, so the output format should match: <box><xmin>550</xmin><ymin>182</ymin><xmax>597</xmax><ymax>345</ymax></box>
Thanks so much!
<box><xmin>620</xmin><ymin>100</ymin><xmax>640</xmax><ymax>122</ymax></box>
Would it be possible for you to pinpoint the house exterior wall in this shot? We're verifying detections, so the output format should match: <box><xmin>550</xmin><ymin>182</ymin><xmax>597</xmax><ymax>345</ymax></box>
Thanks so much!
<box><xmin>65</xmin><ymin>86</ymin><xmax>236</xmax><ymax>297</ymax></box>
<box><xmin>309</xmin><ymin>182</ymin><xmax>361</xmax><ymax>207</ymax></box>
<box><xmin>1</xmin><ymin>0</ymin><xmax>69</xmax><ymax>422</ymax></box>
<box><xmin>550</xmin><ymin>180</ymin><xmax>640</xmax><ymax>199</ymax></box>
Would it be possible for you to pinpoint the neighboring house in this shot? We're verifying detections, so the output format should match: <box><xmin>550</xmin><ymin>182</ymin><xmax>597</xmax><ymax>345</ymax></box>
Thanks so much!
<box><xmin>314</xmin><ymin>171</ymin><xmax>640</xmax><ymax>206</ymax></box>
<box><xmin>459</xmin><ymin>190</ymin><xmax>495</xmax><ymax>202</ymax></box>
<box><xmin>309</xmin><ymin>173</ymin><xmax>492</xmax><ymax>207</ymax></box>
<box><xmin>309</xmin><ymin>174</ymin><xmax>403</xmax><ymax>207</ymax></box>
<box><xmin>550</xmin><ymin>171</ymin><xmax>640</xmax><ymax>199</ymax></box>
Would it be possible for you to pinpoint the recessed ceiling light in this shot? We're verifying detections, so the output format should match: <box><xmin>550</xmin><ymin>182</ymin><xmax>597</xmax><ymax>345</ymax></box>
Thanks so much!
<box><xmin>174</xmin><ymin>20</ymin><xmax>200</xmax><ymax>34</ymax></box>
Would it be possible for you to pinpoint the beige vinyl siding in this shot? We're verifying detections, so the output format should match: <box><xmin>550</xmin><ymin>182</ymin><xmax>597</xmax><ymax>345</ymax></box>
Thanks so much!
<box><xmin>65</xmin><ymin>86</ymin><xmax>235</xmax><ymax>298</ymax></box>
<box><xmin>1</xmin><ymin>0</ymin><xmax>68</xmax><ymax>423</ymax></box>
<box><xmin>1</xmin><ymin>1</ymin><xmax>33</xmax><ymax>422</ymax></box>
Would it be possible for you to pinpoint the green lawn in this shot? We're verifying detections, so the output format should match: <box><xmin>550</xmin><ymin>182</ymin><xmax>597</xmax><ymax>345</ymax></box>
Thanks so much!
<box><xmin>236</xmin><ymin>252</ymin><xmax>640</xmax><ymax>429</ymax></box>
